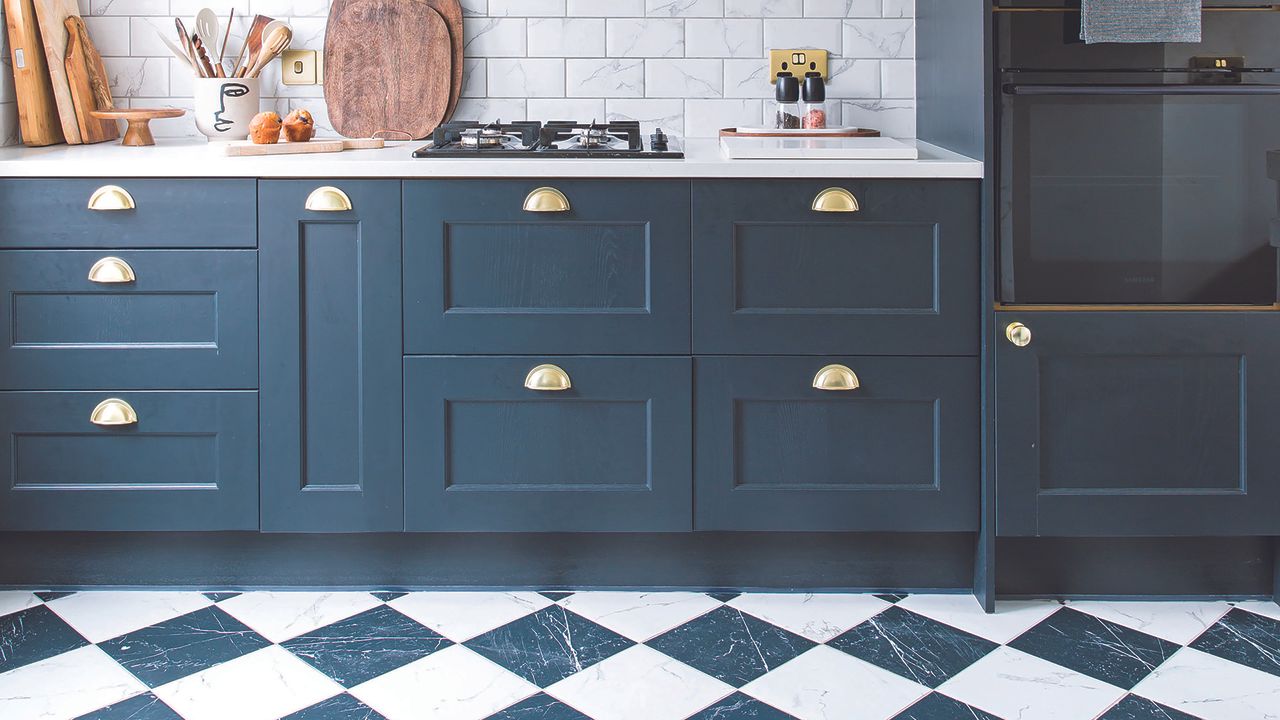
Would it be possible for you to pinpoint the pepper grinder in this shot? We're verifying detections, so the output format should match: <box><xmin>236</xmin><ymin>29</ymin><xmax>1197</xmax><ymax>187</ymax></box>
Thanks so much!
<box><xmin>774</xmin><ymin>72</ymin><xmax>801</xmax><ymax>129</ymax></box>
<box><xmin>802</xmin><ymin>72</ymin><xmax>828</xmax><ymax>129</ymax></box>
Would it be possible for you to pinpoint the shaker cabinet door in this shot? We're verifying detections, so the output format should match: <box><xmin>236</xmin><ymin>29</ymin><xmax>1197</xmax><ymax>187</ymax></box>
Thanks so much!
<box><xmin>259</xmin><ymin>181</ymin><xmax>404</xmax><ymax>532</ymax></box>
<box><xmin>996</xmin><ymin>311</ymin><xmax>1280</xmax><ymax>537</ymax></box>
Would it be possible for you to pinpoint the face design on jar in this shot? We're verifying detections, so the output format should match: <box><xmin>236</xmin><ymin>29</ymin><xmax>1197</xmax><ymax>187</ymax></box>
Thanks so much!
<box><xmin>214</xmin><ymin>83</ymin><xmax>251</xmax><ymax>133</ymax></box>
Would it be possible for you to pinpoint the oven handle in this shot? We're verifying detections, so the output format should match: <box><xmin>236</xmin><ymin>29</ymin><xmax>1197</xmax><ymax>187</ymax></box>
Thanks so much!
<box><xmin>1004</xmin><ymin>83</ymin><xmax>1280</xmax><ymax>96</ymax></box>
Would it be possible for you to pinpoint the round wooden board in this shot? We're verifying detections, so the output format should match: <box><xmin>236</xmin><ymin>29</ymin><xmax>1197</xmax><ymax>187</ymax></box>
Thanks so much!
<box><xmin>324</xmin><ymin>0</ymin><xmax>452</xmax><ymax>140</ymax></box>
<box><xmin>425</xmin><ymin>0</ymin><xmax>464</xmax><ymax>123</ymax></box>
<box><xmin>719</xmin><ymin>127</ymin><xmax>881</xmax><ymax>138</ymax></box>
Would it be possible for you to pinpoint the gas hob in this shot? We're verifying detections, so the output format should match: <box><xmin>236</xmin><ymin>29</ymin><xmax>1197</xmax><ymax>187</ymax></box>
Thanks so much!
<box><xmin>412</xmin><ymin>120</ymin><xmax>683</xmax><ymax>159</ymax></box>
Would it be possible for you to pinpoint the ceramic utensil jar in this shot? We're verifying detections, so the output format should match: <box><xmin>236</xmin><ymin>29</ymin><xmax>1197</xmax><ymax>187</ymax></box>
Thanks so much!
<box><xmin>193</xmin><ymin>76</ymin><xmax>260</xmax><ymax>140</ymax></box>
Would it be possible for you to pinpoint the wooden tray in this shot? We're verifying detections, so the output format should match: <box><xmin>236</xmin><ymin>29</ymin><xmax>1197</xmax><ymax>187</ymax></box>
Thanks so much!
<box><xmin>720</xmin><ymin>127</ymin><xmax>881</xmax><ymax>138</ymax></box>
<box><xmin>221</xmin><ymin>137</ymin><xmax>386</xmax><ymax>156</ymax></box>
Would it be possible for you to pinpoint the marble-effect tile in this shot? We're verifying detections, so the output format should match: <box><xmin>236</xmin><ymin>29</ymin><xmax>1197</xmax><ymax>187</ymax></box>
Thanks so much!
<box><xmin>647</xmin><ymin>605</ymin><xmax>815</xmax><ymax>687</ymax></box>
<box><xmin>1188</xmin><ymin>607</ymin><xmax>1280</xmax><ymax>678</ymax></box>
<box><xmin>828</xmin><ymin>605</ymin><xmax>998</xmax><ymax>689</ymax></box>
<box><xmin>282</xmin><ymin>605</ymin><xmax>454</xmax><ymax>688</ymax></box>
<box><xmin>464</xmin><ymin>605</ymin><xmax>635</xmax><ymax>687</ymax></box>
<box><xmin>98</xmin><ymin>605</ymin><xmax>271</xmax><ymax>688</ymax></box>
<box><xmin>1008</xmin><ymin>607</ymin><xmax>1179</xmax><ymax>690</ymax></box>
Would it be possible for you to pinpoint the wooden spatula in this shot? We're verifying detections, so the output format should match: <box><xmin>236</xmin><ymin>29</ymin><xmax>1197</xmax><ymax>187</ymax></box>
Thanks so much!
<box><xmin>236</xmin><ymin>15</ymin><xmax>274</xmax><ymax>78</ymax></box>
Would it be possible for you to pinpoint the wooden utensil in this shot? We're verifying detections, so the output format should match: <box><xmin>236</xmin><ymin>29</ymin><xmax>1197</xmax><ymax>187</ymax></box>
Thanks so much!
<box><xmin>222</xmin><ymin>138</ymin><xmax>345</xmax><ymax>156</ymax></box>
<box><xmin>191</xmin><ymin>32</ymin><xmax>218</xmax><ymax>78</ymax></box>
<box><xmin>90</xmin><ymin>107</ymin><xmax>184</xmax><ymax>146</ymax></box>
<box><xmin>325</xmin><ymin>0</ymin><xmax>451</xmax><ymax>139</ymax></box>
<box><xmin>245</xmin><ymin>24</ymin><xmax>291</xmax><ymax>78</ymax></box>
<box><xmin>176</xmin><ymin>18</ymin><xmax>201</xmax><ymax>76</ymax></box>
<box><xmin>155</xmin><ymin>28</ymin><xmax>193</xmax><ymax>69</ymax></box>
<box><xmin>219</xmin><ymin>7</ymin><xmax>234</xmax><ymax>65</ymax></box>
<box><xmin>424</xmin><ymin>0</ymin><xmax>463</xmax><ymax>122</ymax></box>
<box><xmin>3</xmin><ymin>0</ymin><xmax>64</xmax><ymax>145</ymax></box>
<box><xmin>237</xmin><ymin>14</ymin><xmax>274</xmax><ymax>78</ymax></box>
<box><xmin>62</xmin><ymin>15</ymin><xmax>117</xmax><ymax>143</ymax></box>
<box><xmin>30</xmin><ymin>0</ymin><xmax>83</xmax><ymax>143</ymax></box>
<box><xmin>195</xmin><ymin>8</ymin><xmax>219</xmax><ymax>59</ymax></box>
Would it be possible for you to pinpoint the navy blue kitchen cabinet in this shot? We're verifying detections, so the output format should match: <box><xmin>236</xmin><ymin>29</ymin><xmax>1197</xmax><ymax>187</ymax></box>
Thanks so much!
<box><xmin>695</xmin><ymin>356</ymin><xmax>979</xmax><ymax>531</ymax></box>
<box><xmin>403</xmin><ymin>181</ymin><xmax>691</xmax><ymax>355</ymax></box>
<box><xmin>0</xmin><ymin>179</ymin><xmax>257</xmax><ymax>248</ymax></box>
<box><xmin>259</xmin><ymin>181</ymin><xmax>404</xmax><ymax>532</ymax></box>
<box><xmin>693</xmin><ymin>181</ymin><xmax>980</xmax><ymax>356</ymax></box>
<box><xmin>996</xmin><ymin>311</ymin><xmax>1280</xmax><ymax>537</ymax></box>
<box><xmin>404</xmin><ymin>356</ymin><xmax>693</xmax><ymax>532</ymax></box>
<box><xmin>0</xmin><ymin>250</ymin><xmax>257</xmax><ymax>389</ymax></box>
<box><xmin>0</xmin><ymin>391</ymin><xmax>258</xmax><ymax>531</ymax></box>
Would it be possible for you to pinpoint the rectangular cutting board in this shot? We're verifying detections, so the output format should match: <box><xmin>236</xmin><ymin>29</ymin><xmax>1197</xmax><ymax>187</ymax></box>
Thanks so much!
<box><xmin>31</xmin><ymin>0</ymin><xmax>83</xmax><ymax>144</ymax></box>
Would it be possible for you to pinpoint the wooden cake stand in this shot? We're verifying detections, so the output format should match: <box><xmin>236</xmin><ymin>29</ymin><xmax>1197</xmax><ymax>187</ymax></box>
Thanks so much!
<box><xmin>89</xmin><ymin>108</ymin><xmax>187</xmax><ymax>146</ymax></box>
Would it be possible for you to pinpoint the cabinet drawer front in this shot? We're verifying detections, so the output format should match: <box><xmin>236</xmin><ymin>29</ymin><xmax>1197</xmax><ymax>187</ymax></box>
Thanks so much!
<box><xmin>695</xmin><ymin>356</ymin><xmax>979</xmax><ymax>531</ymax></box>
<box><xmin>404</xmin><ymin>181</ymin><xmax>691</xmax><ymax>355</ymax></box>
<box><xmin>0</xmin><ymin>391</ymin><xmax>258</xmax><ymax>530</ymax></box>
<box><xmin>693</xmin><ymin>181</ymin><xmax>979</xmax><ymax>355</ymax></box>
<box><xmin>996</xmin><ymin>311</ymin><xmax>1280</xmax><ymax>537</ymax></box>
<box><xmin>405</xmin><ymin>356</ymin><xmax>692</xmax><ymax>531</ymax></box>
<box><xmin>0</xmin><ymin>179</ymin><xmax>257</xmax><ymax>248</ymax></box>
<box><xmin>0</xmin><ymin>251</ymin><xmax>257</xmax><ymax>389</ymax></box>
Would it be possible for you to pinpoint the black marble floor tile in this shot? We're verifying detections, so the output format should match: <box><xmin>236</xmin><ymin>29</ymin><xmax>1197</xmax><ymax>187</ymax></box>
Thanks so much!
<box><xmin>1008</xmin><ymin>607</ymin><xmax>1179</xmax><ymax>690</ymax></box>
<box><xmin>201</xmin><ymin>592</ymin><xmax>241</xmax><ymax>603</ymax></box>
<box><xmin>281</xmin><ymin>693</ymin><xmax>389</xmax><ymax>720</ymax></box>
<box><xmin>73</xmin><ymin>692</ymin><xmax>182</xmax><ymax>720</ymax></box>
<box><xmin>281</xmin><ymin>605</ymin><xmax>452</xmax><ymax>688</ymax></box>
<box><xmin>891</xmin><ymin>693</ymin><xmax>1000</xmax><ymax>720</ymax></box>
<box><xmin>97</xmin><ymin>605</ymin><xmax>271</xmax><ymax>688</ymax></box>
<box><xmin>1098</xmin><ymin>694</ymin><xmax>1203</xmax><ymax>720</ymax></box>
<box><xmin>34</xmin><ymin>591</ymin><xmax>76</xmax><ymax>602</ymax></box>
<box><xmin>686</xmin><ymin>692</ymin><xmax>798</xmax><ymax>719</ymax></box>
<box><xmin>370</xmin><ymin>592</ymin><xmax>407</xmax><ymax>602</ymax></box>
<box><xmin>706</xmin><ymin>592</ymin><xmax>741</xmax><ymax>603</ymax></box>
<box><xmin>537</xmin><ymin>592</ymin><xmax>575</xmax><ymax>602</ymax></box>
<box><xmin>875</xmin><ymin>594</ymin><xmax>908</xmax><ymax>604</ymax></box>
<box><xmin>1189</xmin><ymin>607</ymin><xmax>1280</xmax><ymax>678</ymax></box>
<box><xmin>646</xmin><ymin>605</ymin><xmax>815</xmax><ymax>687</ymax></box>
<box><xmin>464</xmin><ymin>605</ymin><xmax>634</xmax><ymax>688</ymax></box>
<box><xmin>0</xmin><ymin>604</ymin><xmax>89</xmax><ymax>674</ymax></box>
<box><xmin>828</xmin><ymin>606</ymin><xmax>997</xmax><ymax>688</ymax></box>
<box><xmin>485</xmin><ymin>692</ymin><xmax>591</xmax><ymax>719</ymax></box>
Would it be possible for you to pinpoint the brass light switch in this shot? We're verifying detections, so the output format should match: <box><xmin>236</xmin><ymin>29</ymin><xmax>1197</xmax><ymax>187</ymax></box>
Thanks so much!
<box><xmin>282</xmin><ymin>49</ymin><xmax>318</xmax><ymax>85</ymax></box>
<box><xmin>769</xmin><ymin>48</ymin><xmax>829</xmax><ymax>83</ymax></box>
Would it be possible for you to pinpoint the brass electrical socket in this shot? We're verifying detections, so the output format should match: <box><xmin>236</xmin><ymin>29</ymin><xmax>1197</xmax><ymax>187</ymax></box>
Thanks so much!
<box><xmin>769</xmin><ymin>48</ymin><xmax>829</xmax><ymax>83</ymax></box>
<box><xmin>282</xmin><ymin>49</ymin><xmax>318</xmax><ymax>85</ymax></box>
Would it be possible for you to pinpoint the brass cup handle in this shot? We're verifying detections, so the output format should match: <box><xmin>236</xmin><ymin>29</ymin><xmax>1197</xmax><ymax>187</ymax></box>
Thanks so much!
<box><xmin>90</xmin><ymin>398</ymin><xmax>138</xmax><ymax>426</ymax></box>
<box><xmin>305</xmin><ymin>186</ymin><xmax>353</xmax><ymax>212</ymax></box>
<box><xmin>1006</xmin><ymin>322</ymin><xmax>1032</xmax><ymax>347</ymax></box>
<box><xmin>87</xmin><ymin>256</ymin><xmax>136</xmax><ymax>284</ymax></box>
<box><xmin>87</xmin><ymin>185</ymin><xmax>135</xmax><ymax>211</ymax></box>
<box><xmin>524</xmin><ymin>364</ymin><xmax>572</xmax><ymax>391</ymax></box>
<box><xmin>813</xmin><ymin>364</ymin><xmax>861</xmax><ymax>391</ymax></box>
<box><xmin>523</xmin><ymin>187</ymin><xmax>571</xmax><ymax>213</ymax></box>
<box><xmin>812</xmin><ymin>187</ymin><xmax>860</xmax><ymax>213</ymax></box>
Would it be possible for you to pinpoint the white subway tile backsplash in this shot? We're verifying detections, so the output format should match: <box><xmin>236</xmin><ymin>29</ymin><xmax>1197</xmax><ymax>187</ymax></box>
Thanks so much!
<box><xmin>5</xmin><ymin>0</ymin><xmax>916</xmax><ymax>145</ymax></box>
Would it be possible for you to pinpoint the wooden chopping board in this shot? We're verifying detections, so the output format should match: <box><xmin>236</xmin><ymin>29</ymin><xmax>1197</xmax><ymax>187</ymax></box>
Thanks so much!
<box><xmin>63</xmin><ymin>16</ymin><xmax>118</xmax><ymax>144</ymax></box>
<box><xmin>31</xmin><ymin>0</ymin><xmax>83</xmax><ymax>144</ymax></box>
<box><xmin>3</xmin><ymin>0</ymin><xmax>64</xmax><ymax>145</ymax></box>
<box><xmin>324</xmin><ymin>0</ymin><xmax>452</xmax><ymax>139</ymax></box>
<box><xmin>424</xmin><ymin>0</ymin><xmax>463</xmax><ymax>123</ymax></box>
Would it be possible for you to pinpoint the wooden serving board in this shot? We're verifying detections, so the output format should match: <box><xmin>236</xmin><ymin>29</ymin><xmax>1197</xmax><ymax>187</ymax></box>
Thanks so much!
<box><xmin>222</xmin><ymin>139</ymin><xmax>346</xmax><ymax>156</ymax></box>
<box><xmin>63</xmin><ymin>16</ymin><xmax>117</xmax><ymax>144</ymax></box>
<box><xmin>31</xmin><ymin>0</ymin><xmax>82</xmax><ymax>144</ymax></box>
<box><xmin>324</xmin><ymin>0</ymin><xmax>452</xmax><ymax>139</ymax></box>
<box><xmin>720</xmin><ymin>127</ymin><xmax>881</xmax><ymax>138</ymax></box>
<box><xmin>425</xmin><ymin>0</ymin><xmax>463</xmax><ymax>123</ymax></box>
<box><xmin>3</xmin><ymin>0</ymin><xmax>64</xmax><ymax>145</ymax></box>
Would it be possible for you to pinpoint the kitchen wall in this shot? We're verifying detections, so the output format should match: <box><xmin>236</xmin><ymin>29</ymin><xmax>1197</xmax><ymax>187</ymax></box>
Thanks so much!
<box><xmin>1</xmin><ymin>0</ymin><xmax>916</xmax><ymax>146</ymax></box>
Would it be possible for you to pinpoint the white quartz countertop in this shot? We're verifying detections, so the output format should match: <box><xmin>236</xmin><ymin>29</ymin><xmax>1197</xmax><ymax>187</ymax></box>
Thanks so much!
<box><xmin>0</xmin><ymin>138</ymin><xmax>983</xmax><ymax>179</ymax></box>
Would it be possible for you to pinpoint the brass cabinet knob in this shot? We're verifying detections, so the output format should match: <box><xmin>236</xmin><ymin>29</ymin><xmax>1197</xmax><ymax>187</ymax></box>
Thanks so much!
<box><xmin>90</xmin><ymin>398</ymin><xmax>138</xmax><ymax>426</ymax></box>
<box><xmin>305</xmin><ymin>186</ymin><xmax>353</xmax><ymax>212</ymax></box>
<box><xmin>87</xmin><ymin>185</ymin><xmax>135</xmax><ymax>211</ymax></box>
<box><xmin>812</xmin><ymin>364</ymin><xmax>861</xmax><ymax>391</ymax></box>
<box><xmin>1006</xmin><ymin>322</ymin><xmax>1032</xmax><ymax>347</ymax></box>
<box><xmin>87</xmin><ymin>256</ymin><xmax>136</xmax><ymax>284</ymax></box>
<box><xmin>524</xmin><ymin>364</ymin><xmax>572</xmax><ymax>391</ymax></box>
<box><xmin>811</xmin><ymin>187</ymin><xmax>860</xmax><ymax>213</ymax></box>
<box><xmin>523</xmin><ymin>187</ymin><xmax>571</xmax><ymax>213</ymax></box>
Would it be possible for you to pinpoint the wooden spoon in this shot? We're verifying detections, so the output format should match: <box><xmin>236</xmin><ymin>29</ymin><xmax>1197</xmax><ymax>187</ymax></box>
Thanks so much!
<box><xmin>236</xmin><ymin>15</ymin><xmax>275</xmax><ymax>78</ymax></box>
<box><xmin>247</xmin><ymin>25</ymin><xmax>292</xmax><ymax>78</ymax></box>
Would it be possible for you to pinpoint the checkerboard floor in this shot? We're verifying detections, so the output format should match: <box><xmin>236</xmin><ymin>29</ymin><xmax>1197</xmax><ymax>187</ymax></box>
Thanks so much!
<box><xmin>2</xmin><ymin>590</ymin><xmax>1278</xmax><ymax>719</ymax></box>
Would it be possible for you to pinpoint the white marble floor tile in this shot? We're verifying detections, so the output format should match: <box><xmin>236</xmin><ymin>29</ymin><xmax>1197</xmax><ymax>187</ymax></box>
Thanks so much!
<box><xmin>387</xmin><ymin>592</ymin><xmax>553</xmax><ymax>643</ymax></box>
<box><xmin>557</xmin><ymin>591</ymin><xmax>723</xmax><ymax>642</ymax></box>
<box><xmin>1066</xmin><ymin>600</ymin><xmax>1234</xmax><ymax>645</ymax></box>
<box><xmin>0</xmin><ymin>591</ymin><xmax>42</xmax><ymax>618</ymax></box>
<box><xmin>1234</xmin><ymin>601</ymin><xmax>1280</xmax><ymax>623</ymax></box>
<box><xmin>937</xmin><ymin>646</ymin><xmax>1127</xmax><ymax>720</ymax></box>
<box><xmin>895</xmin><ymin>595</ymin><xmax>1063</xmax><ymax>644</ymax></box>
<box><xmin>727</xmin><ymin>592</ymin><xmax>892</xmax><ymax>642</ymax></box>
<box><xmin>0</xmin><ymin>645</ymin><xmax>147</xmax><ymax>720</ymax></box>
<box><xmin>152</xmin><ymin>645</ymin><xmax>343</xmax><ymax>720</ymax></box>
<box><xmin>216</xmin><ymin>592</ymin><xmax>384</xmax><ymax>643</ymax></box>
<box><xmin>740</xmin><ymin>645</ymin><xmax>929</xmax><ymax>720</ymax></box>
<box><xmin>45</xmin><ymin>591</ymin><xmax>214</xmax><ymax>643</ymax></box>
<box><xmin>546</xmin><ymin>644</ymin><xmax>734</xmax><ymax>720</ymax></box>
<box><xmin>1132</xmin><ymin>647</ymin><xmax>1280</xmax><ymax>720</ymax></box>
<box><xmin>350</xmin><ymin>644</ymin><xmax>539</xmax><ymax>720</ymax></box>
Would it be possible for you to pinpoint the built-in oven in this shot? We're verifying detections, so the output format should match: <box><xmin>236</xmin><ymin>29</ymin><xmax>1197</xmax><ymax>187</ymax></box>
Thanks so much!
<box><xmin>996</xmin><ymin>1</ymin><xmax>1280</xmax><ymax>305</ymax></box>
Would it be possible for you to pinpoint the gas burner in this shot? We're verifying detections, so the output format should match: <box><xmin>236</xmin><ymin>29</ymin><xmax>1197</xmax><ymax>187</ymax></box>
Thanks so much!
<box><xmin>459</xmin><ymin>123</ymin><xmax>510</xmax><ymax>148</ymax></box>
<box><xmin>412</xmin><ymin>119</ymin><xmax>683</xmax><ymax>159</ymax></box>
<box><xmin>576</xmin><ymin>123</ymin><xmax>612</xmax><ymax>148</ymax></box>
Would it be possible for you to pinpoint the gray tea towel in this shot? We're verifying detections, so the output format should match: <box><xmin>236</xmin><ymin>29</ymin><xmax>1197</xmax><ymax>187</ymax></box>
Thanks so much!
<box><xmin>1080</xmin><ymin>0</ymin><xmax>1202</xmax><ymax>44</ymax></box>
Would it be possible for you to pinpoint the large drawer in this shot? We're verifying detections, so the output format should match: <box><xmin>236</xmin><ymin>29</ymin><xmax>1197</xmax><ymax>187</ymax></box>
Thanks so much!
<box><xmin>403</xmin><ymin>180</ymin><xmax>691</xmax><ymax>355</ymax></box>
<box><xmin>0</xmin><ymin>250</ymin><xmax>257</xmax><ymax>389</ymax></box>
<box><xmin>0</xmin><ymin>179</ymin><xmax>257</xmax><ymax>248</ymax></box>
<box><xmin>404</xmin><ymin>356</ymin><xmax>692</xmax><ymax>531</ymax></box>
<box><xmin>695</xmin><ymin>356</ymin><xmax>979</xmax><ymax>531</ymax></box>
<box><xmin>0</xmin><ymin>391</ymin><xmax>259</xmax><ymax>531</ymax></box>
<box><xmin>693</xmin><ymin>181</ymin><xmax>980</xmax><ymax>355</ymax></box>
